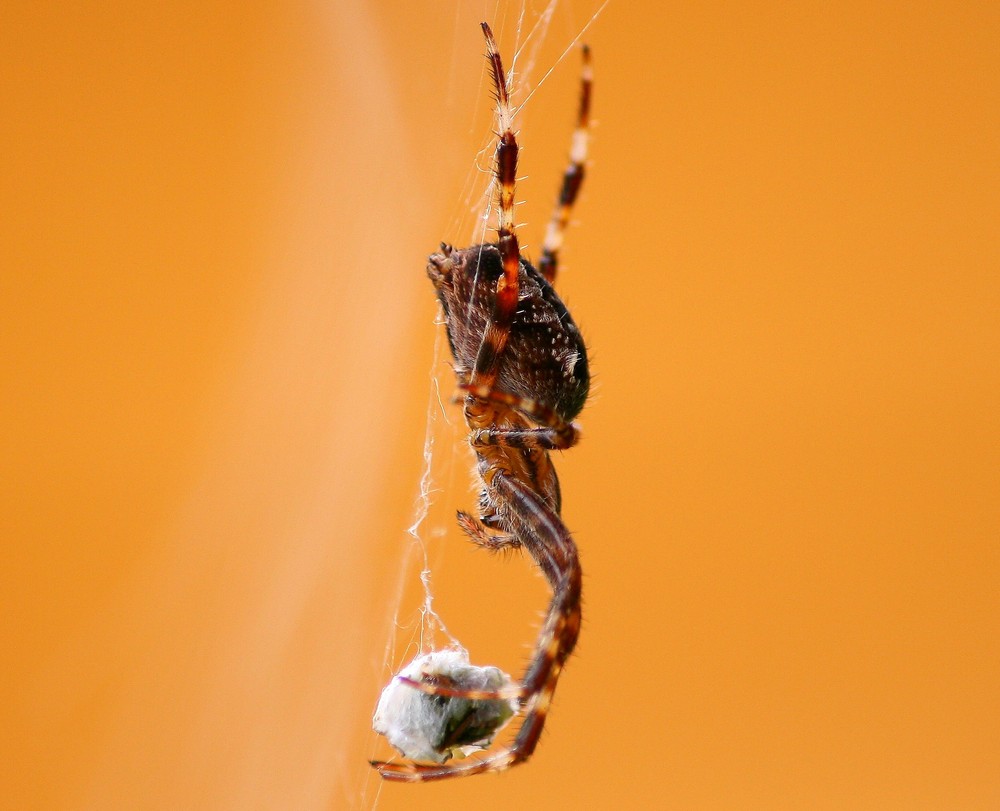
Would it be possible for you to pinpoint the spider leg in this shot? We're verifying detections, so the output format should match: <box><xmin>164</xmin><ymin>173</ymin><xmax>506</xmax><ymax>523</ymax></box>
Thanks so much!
<box><xmin>393</xmin><ymin>675</ymin><xmax>527</xmax><ymax>701</ymax></box>
<box><xmin>372</xmin><ymin>473</ymin><xmax>581</xmax><ymax>782</ymax></box>
<box><xmin>461</xmin><ymin>383</ymin><xmax>580</xmax><ymax>450</ymax></box>
<box><xmin>469</xmin><ymin>23</ymin><xmax>521</xmax><ymax>396</ymax></box>
<box><xmin>537</xmin><ymin>43</ymin><xmax>592</xmax><ymax>284</ymax></box>
<box><xmin>472</xmin><ymin>426</ymin><xmax>579</xmax><ymax>452</ymax></box>
<box><xmin>456</xmin><ymin>510</ymin><xmax>522</xmax><ymax>552</ymax></box>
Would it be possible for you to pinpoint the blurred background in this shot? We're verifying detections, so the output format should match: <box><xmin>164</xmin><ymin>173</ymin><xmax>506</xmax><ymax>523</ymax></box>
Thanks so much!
<box><xmin>2</xmin><ymin>1</ymin><xmax>998</xmax><ymax>809</ymax></box>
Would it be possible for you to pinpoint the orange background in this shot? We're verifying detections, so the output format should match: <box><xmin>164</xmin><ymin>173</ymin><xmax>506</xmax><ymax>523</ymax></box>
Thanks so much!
<box><xmin>3</xmin><ymin>2</ymin><xmax>998</xmax><ymax>809</ymax></box>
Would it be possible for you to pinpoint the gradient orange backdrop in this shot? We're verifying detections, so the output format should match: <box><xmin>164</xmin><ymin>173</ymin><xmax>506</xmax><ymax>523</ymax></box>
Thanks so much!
<box><xmin>3</xmin><ymin>2</ymin><xmax>998</xmax><ymax>809</ymax></box>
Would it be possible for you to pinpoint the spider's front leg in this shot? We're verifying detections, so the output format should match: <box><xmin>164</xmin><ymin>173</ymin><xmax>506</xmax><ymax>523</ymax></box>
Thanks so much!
<box><xmin>462</xmin><ymin>23</ymin><xmax>522</xmax><ymax>409</ymax></box>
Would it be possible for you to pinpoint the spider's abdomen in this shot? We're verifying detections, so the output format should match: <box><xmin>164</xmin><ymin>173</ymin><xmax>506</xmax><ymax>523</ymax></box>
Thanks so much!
<box><xmin>427</xmin><ymin>243</ymin><xmax>589</xmax><ymax>421</ymax></box>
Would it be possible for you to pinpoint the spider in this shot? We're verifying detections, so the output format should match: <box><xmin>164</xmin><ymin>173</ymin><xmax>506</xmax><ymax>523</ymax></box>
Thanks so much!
<box><xmin>371</xmin><ymin>22</ymin><xmax>592</xmax><ymax>781</ymax></box>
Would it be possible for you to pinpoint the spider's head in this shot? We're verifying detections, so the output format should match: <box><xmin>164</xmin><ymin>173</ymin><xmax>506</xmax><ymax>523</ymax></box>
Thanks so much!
<box><xmin>426</xmin><ymin>243</ymin><xmax>502</xmax><ymax>305</ymax></box>
<box><xmin>426</xmin><ymin>243</ymin><xmax>500</xmax><ymax>375</ymax></box>
<box><xmin>426</xmin><ymin>243</ymin><xmax>503</xmax><ymax>328</ymax></box>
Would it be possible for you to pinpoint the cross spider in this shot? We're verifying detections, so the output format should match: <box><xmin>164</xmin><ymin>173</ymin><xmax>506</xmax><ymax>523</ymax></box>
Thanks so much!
<box><xmin>371</xmin><ymin>23</ymin><xmax>592</xmax><ymax>782</ymax></box>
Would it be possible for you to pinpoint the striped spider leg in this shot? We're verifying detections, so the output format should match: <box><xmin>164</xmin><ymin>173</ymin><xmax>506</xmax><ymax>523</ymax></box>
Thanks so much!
<box><xmin>538</xmin><ymin>42</ymin><xmax>592</xmax><ymax>284</ymax></box>
<box><xmin>372</xmin><ymin>22</ymin><xmax>592</xmax><ymax>781</ymax></box>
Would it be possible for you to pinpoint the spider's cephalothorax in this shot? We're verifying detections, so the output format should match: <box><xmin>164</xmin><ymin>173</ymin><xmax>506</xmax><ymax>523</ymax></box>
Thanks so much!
<box><xmin>372</xmin><ymin>22</ymin><xmax>593</xmax><ymax>782</ymax></box>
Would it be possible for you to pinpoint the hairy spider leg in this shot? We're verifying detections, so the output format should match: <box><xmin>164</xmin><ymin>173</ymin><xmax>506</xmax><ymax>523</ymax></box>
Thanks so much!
<box><xmin>468</xmin><ymin>22</ymin><xmax>521</xmax><ymax>399</ymax></box>
<box><xmin>537</xmin><ymin>43</ymin><xmax>592</xmax><ymax>284</ymax></box>
<box><xmin>391</xmin><ymin>674</ymin><xmax>526</xmax><ymax>702</ymax></box>
<box><xmin>372</xmin><ymin>473</ymin><xmax>582</xmax><ymax>782</ymax></box>
<box><xmin>460</xmin><ymin>383</ymin><xmax>580</xmax><ymax>451</ymax></box>
<box><xmin>456</xmin><ymin>510</ymin><xmax>522</xmax><ymax>552</ymax></box>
